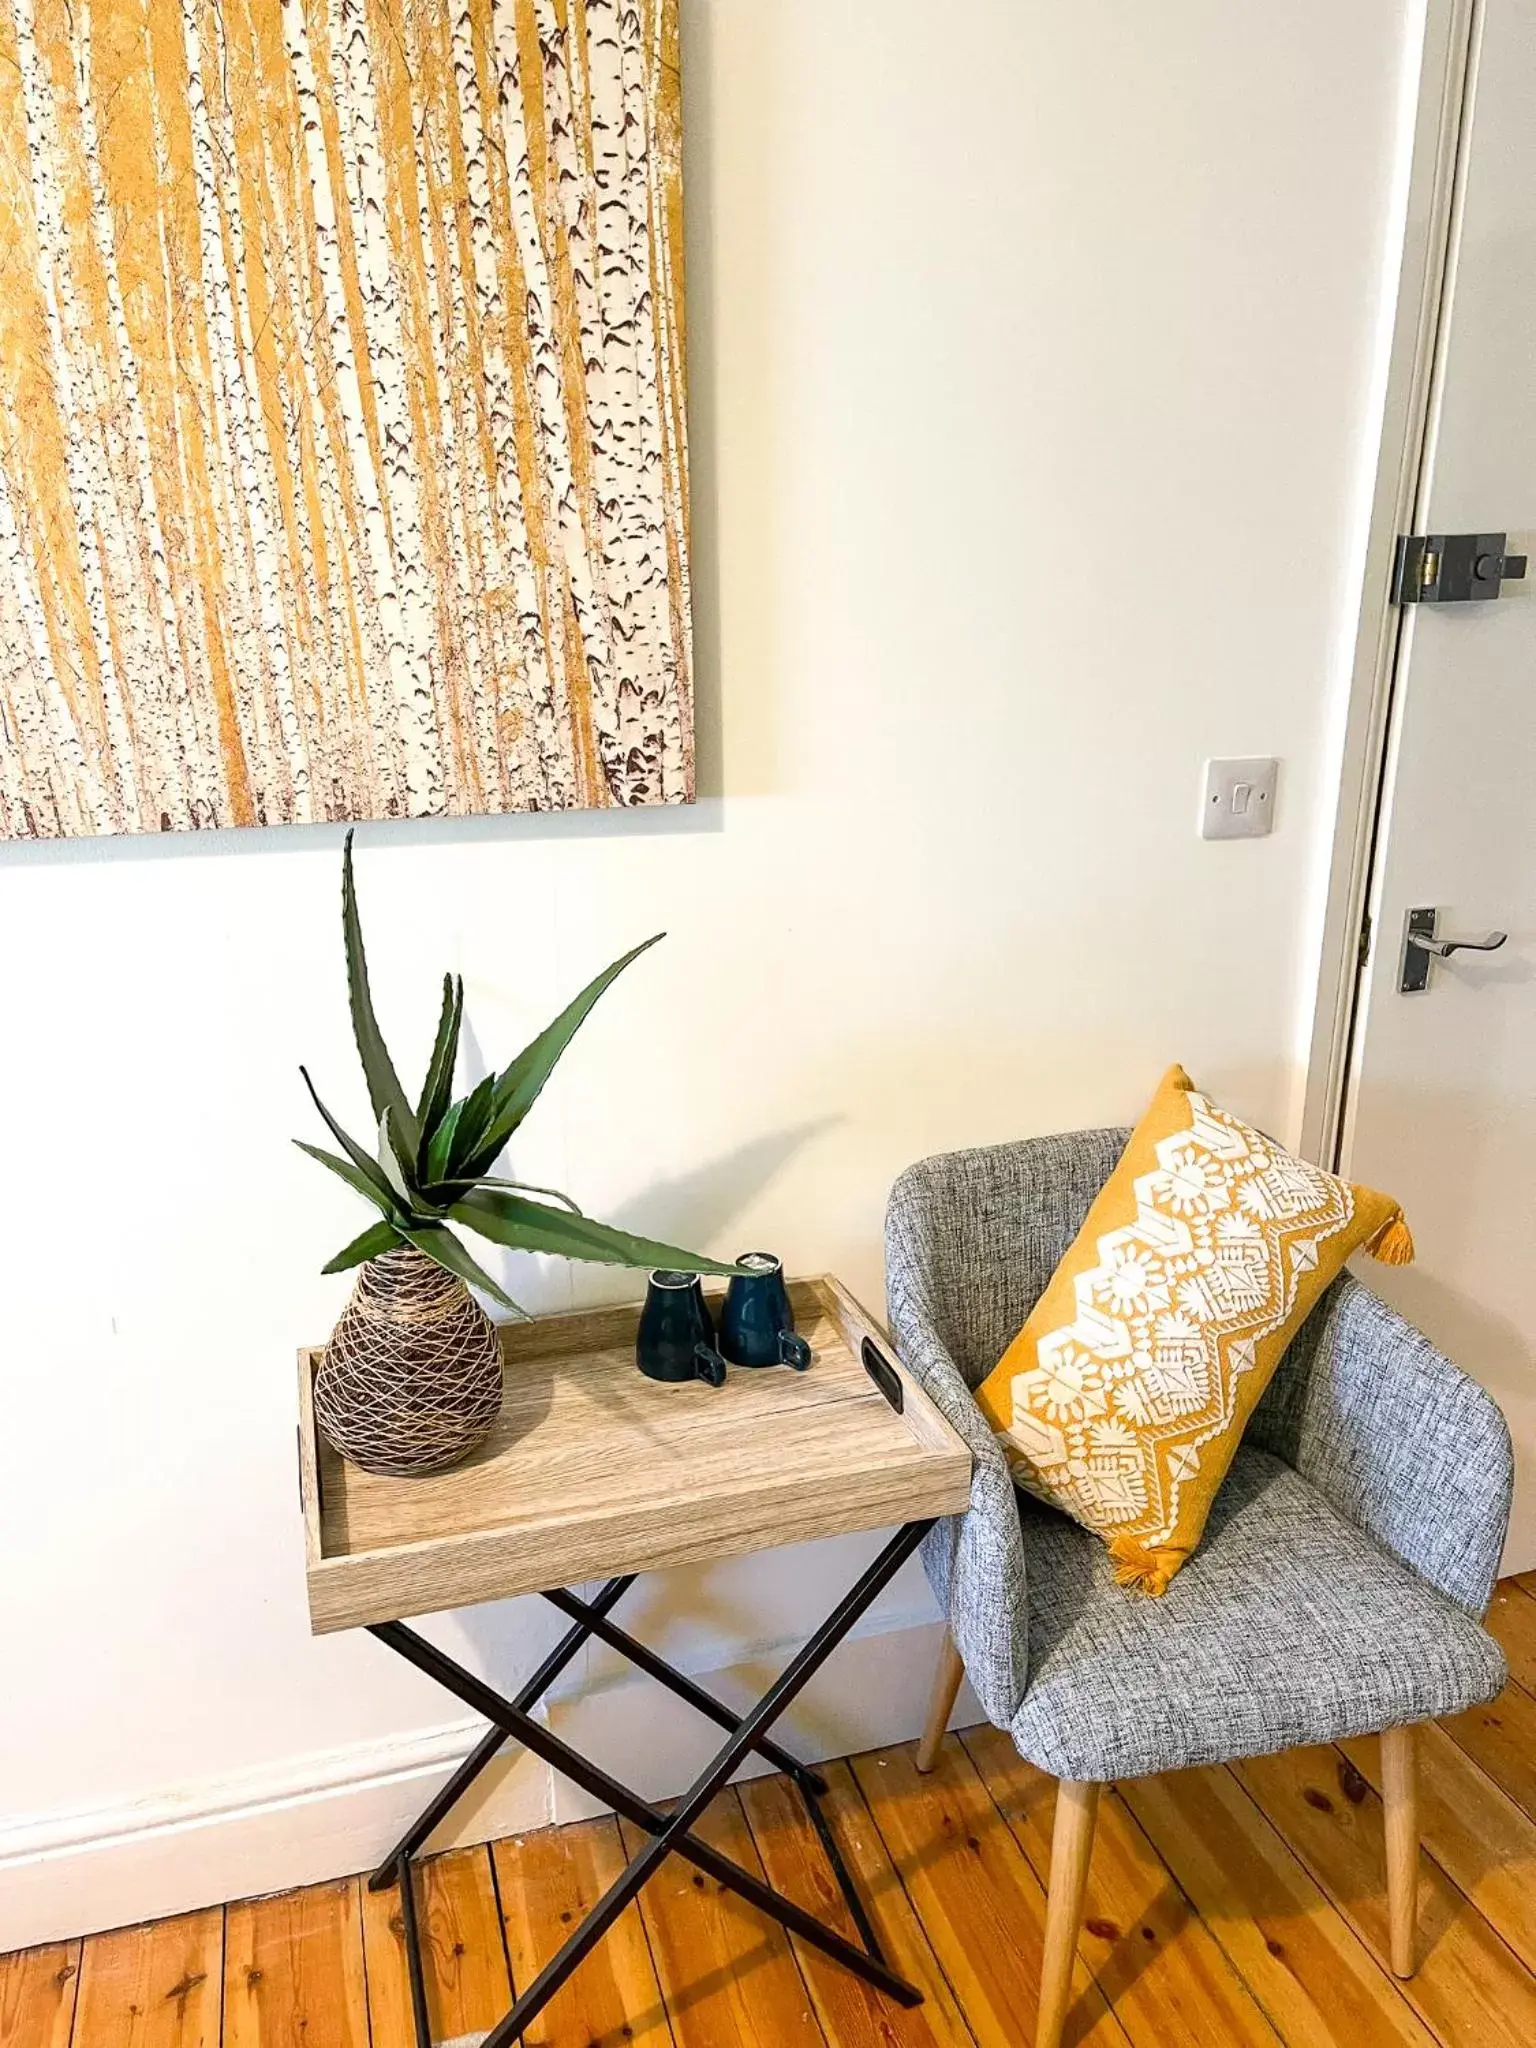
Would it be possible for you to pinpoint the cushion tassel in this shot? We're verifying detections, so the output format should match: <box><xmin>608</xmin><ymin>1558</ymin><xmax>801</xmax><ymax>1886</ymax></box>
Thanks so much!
<box><xmin>1365</xmin><ymin>1210</ymin><xmax>1415</xmax><ymax>1266</ymax></box>
<box><xmin>1108</xmin><ymin>1536</ymin><xmax>1183</xmax><ymax>1598</ymax></box>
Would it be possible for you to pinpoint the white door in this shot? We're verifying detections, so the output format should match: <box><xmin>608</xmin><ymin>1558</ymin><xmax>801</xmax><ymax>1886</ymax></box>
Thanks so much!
<box><xmin>1342</xmin><ymin>0</ymin><xmax>1536</xmax><ymax>1567</ymax></box>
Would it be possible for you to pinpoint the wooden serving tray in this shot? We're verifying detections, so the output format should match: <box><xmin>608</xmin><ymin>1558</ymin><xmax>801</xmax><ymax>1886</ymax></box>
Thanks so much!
<box><xmin>297</xmin><ymin>1274</ymin><xmax>971</xmax><ymax>1633</ymax></box>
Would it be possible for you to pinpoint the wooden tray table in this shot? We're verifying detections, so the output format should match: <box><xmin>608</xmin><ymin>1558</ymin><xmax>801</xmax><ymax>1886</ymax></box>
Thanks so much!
<box><xmin>295</xmin><ymin>1273</ymin><xmax>971</xmax><ymax>2046</ymax></box>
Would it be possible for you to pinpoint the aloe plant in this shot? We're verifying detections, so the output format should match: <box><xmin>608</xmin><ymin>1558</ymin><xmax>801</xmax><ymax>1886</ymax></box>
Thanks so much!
<box><xmin>297</xmin><ymin>833</ymin><xmax>739</xmax><ymax>1312</ymax></box>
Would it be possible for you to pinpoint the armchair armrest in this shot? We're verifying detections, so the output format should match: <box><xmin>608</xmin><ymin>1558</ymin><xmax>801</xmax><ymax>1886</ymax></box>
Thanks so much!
<box><xmin>884</xmin><ymin>1130</ymin><xmax>1129</xmax><ymax>1724</ymax></box>
<box><xmin>885</xmin><ymin>1273</ymin><xmax>1028</xmax><ymax>1728</ymax></box>
<box><xmin>885</xmin><ymin>1167</ymin><xmax>1032</xmax><ymax>1727</ymax></box>
<box><xmin>1248</xmin><ymin>1274</ymin><xmax>1513</xmax><ymax>1615</ymax></box>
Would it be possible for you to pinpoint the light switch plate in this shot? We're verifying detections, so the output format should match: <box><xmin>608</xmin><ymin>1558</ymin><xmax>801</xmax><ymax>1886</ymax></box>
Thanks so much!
<box><xmin>1200</xmin><ymin>757</ymin><xmax>1278</xmax><ymax>839</ymax></box>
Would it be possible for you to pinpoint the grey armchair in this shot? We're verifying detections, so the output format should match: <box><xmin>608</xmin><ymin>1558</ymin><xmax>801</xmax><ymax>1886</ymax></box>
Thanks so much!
<box><xmin>886</xmin><ymin>1127</ymin><xmax>1513</xmax><ymax>2048</ymax></box>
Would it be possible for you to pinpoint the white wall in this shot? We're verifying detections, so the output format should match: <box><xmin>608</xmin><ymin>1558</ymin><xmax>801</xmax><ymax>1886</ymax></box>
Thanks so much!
<box><xmin>0</xmin><ymin>0</ymin><xmax>1423</xmax><ymax>1946</ymax></box>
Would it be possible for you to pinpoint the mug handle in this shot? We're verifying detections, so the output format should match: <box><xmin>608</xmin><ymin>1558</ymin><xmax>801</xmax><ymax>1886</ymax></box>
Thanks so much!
<box><xmin>777</xmin><ymin>1331</ymin><xmax>813</xmax><ymax>1372</ymax></box>
<box><xmin>694</xmin><ymin>1342</ymin><xmax>728</xmax><ymax>1388</ymax></box>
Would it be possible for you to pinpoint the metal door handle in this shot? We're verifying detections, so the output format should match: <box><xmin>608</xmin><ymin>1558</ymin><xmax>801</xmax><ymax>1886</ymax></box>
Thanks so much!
<box><xmin>1409</xmin><ymin>929</ymin><xmax>1507</xmax><ymax>958</ymax></box>
<box><xmin>1398</xmin><ymin>906</ymin><xmax>1508</xmax><ymax>992</ymax></box>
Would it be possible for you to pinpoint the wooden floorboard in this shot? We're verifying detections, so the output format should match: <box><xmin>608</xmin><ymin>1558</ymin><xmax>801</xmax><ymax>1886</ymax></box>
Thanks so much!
<box><xmin>0</xmin><ymin>1941</ymin><xmax>80</xmax><ymax>2048</ymax></box>
<box><xmin>1235</xmin><ymin>1739</ymin><xmax>1536</xmax><ymax>2048</ymax></box>
<box><xmin>17</xmin><ymin>1600</ymin><xmax>1536</xmax><ymax>2048</ymax></box>
<box><xmin>849</xmin><ymin>1735</ymin><xmax>1127</xmax><ymax>2045</ymax></box>
<box><xmin>360</xmin><ymin>1847</ymin><xmax>511</xmax><ymax>2048</ymax></box>
<box><xmin>617</xmin><ymin>1789</ymin><xmax>826</xmax><ymax>2047</ymax></box>
<box><xmin>223</xmin><ymin>1880</ymin><xmax>368</xmax><ymax>2048</ymax></box>
<box><xmin>1339</xmin><ymin>1722</ymin><xmax>1536</xmax><ymax>1975</ymax></box>
<box><xmin>1486</xmin><ymin>1578</ymin><xmax>1536</xmax><ymax>1697</ymax></box>
<box><xmin>493</xmin><ymin>1816</ymin><xmax>673</xmax><ymax>2048</ymax></box>
<box><xmin>737</xmin><ymin>1760</ymin><xmax>977</xmax><ymax>2047</ymax></box>
<box><xmin>960</xmin><ymin>1722</ymin><xmax>1281</xmax><ymax>2046</ymax></box>
<box><xmin>1118</xmin><ymin>1761</ymin><xmax>1435</xmax><ymax>2048</ymax></box>
<box><xmin>71</xmin><ymin>1908</ymin><xmax>222</xmax><ymax>2048</ymax></box>
<box><xmin>1439</xmin><ymin>1663</ymin><xmax>1536</xmax><ymax>1825</ymax></box>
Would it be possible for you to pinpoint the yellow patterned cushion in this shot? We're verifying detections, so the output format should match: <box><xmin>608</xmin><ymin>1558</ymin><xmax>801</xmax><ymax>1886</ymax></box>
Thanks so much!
<box><xmin>975</xmin><ymin>1066</ymin><xmax>1413</xmax><ymax>1595</ymax></box>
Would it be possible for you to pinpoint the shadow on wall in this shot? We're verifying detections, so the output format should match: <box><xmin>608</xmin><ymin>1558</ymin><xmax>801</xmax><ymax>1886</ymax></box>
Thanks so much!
<box><xmin>603</xmin><ymin>1118</ymin><xmax>840</xmax><ymax>1250</ymax></box>
<box><xmin>790</xmin><ymin>1009</ymin><xmax>1308</xmax><ymax>1173</ymax></box>
<box><xmin>456</xmin><ymin>1117</ymin><xmax>840</xmax><ymax>1312</ymax></box>
<box><xmin>439</xmin><ymin>1114</ymin><xmax>837</xmax><ymax>1698</ymax></box>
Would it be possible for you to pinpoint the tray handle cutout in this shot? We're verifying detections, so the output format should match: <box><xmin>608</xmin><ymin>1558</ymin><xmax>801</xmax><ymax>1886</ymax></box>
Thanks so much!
<box><xmin>861</xmin><ymin>1337</ymin><xmax>904</xmax><ymax>1414</ymax></box>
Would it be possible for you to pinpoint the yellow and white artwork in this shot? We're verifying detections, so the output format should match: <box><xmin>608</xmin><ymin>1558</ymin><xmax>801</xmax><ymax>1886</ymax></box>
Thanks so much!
<box><xmin>0</xmin><ymin>0</ymin><xmax>690</xmax><ymax>836</ymax></box>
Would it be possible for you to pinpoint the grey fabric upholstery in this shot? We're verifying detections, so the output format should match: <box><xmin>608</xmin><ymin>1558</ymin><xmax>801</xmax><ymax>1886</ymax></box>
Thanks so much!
<box><xmin>1011</xmin><ymin>1447</ymin><xmax>1505</xmax><ymax>1780</ymax></box>
<box><xmin>887</xmin><ymin>1130</ymin><xmax>1130</xmax><ymax>1388</ymax></box>
<box><xmin>885</xmin><ymin>1131</ymin><xmax>1127</xmax><ymax>1728</ymax></box>
<box><xmin>1249</xmin><ymin>1278</ymin><xmax>1513</xmax><ymax>1616</ymax></box>
<box><xmin>884</xmin><ymin>1128</ymin><xmax>1513</xmax><ymax>1769</ymax></box>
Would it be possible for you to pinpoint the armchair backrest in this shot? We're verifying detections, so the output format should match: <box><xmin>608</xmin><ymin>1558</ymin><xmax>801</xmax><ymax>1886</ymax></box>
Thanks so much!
<box><xmin>887</xmin><ymin>1123</ymin><xmax>1514</xmax><ymax>1620</ymax></box>
<box><xmin>885</xmin><ymin>1124</ymin><xmax>1371</xmax><ymax>1404</ymax></box>
<box><xmin>885</xmin><ymin>1127</ymin><xmax>1130</xmax><ymax>1384</ymax></box>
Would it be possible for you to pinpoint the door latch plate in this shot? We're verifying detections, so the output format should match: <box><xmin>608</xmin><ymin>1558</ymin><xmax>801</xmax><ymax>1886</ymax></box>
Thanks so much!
<box><xmin>1398</xmin><ymin>906</ymin><xmax>1438</xmax><ymax>993</ymax></box>
<box><xmin>1393</xmin><ymin>532</ymin><xmax>1528</xmax><ymax>604</ymax></box>
<box><xmin>1397</xmin><ymin>905</ymin><xmax>1508</xmax><ymax>991</ymax></box>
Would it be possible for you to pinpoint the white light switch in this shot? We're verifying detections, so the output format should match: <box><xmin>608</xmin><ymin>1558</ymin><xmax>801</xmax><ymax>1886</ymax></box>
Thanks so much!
<box><xmin>1201</xmin><ymin>757</ymin><xmax>1278</xmax><ymax>839</ymax></box>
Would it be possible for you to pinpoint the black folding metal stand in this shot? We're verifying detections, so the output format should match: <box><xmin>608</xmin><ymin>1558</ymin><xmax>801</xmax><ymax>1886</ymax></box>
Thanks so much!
<box><xmin>367</xmin><ymin>1518</ymin><xmax>935</xmax><ymax>2047</ymax></box>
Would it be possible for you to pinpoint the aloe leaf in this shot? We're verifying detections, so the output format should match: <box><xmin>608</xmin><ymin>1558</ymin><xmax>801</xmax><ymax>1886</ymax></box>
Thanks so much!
<box><xmin>460</xmin><ymin>935</ymin><xmax>664</xmax><ymax>1177</ymax></box>
<box><xmin>478</xmin><ymin>1176</ymin><xmax>583</xmax><ymax>1211</ymax></box>
<box><xmin>299</xmin><ymin>1067</ymin><xmax>398</xmax><ymax>1210</ymax></box>
<box><xmin>398</xmin><ymin>1221</ymin><xmax>524</xmax><ymax>1314</ymax></box>
<box><xmin>423</xmin><ymin>1096</ymin><xmax>467</xmax><ymax>1183</ymax></box>
<box><xmin>446</xmin><ymin>1070</ymin><xmax>499</xmax><ymax>1177</ymax></box>
<box><xmin>341</xmin><ymin>830</ymin><xmax>420</xmax><ymax>1168</ymax></box>
<box><xmin>322</xmin><ymin>1219</ymin><xmax>403</xmax><ymax>1273</ymax></box>
<box><xmin>416</xmin><ymin>974</ymin><xmax>463</xmax><ymax>1140</ymax></box>
<box><xmin>451</xmin><ymin>1189</ymin><xmax>741</xmax><ymax>1274</ymax></box>
<box><xmin>377</xmin><ymin>1108</ymin><xmax>422</xmax><ymax>1213</ymax></box>
<box><xmin>294</xmin><ymin>1140</ymin><xmax>401</xmax><ymax>1222</ymax></box>
<box><xmin>418</xmin><ymin>1175</ymin><xmax>583</xmax><ymax>1213</ymax></box>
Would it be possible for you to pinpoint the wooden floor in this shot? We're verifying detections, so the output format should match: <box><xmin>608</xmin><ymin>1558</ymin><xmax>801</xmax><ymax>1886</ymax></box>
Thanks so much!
<box><xmin>9</xmin><ymin>1575</ymin><xmax>1536</xmax><ymax>2048</ymax></box>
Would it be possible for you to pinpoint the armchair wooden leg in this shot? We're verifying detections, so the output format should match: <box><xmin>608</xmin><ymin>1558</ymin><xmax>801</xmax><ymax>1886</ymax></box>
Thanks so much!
<box><xmin>915</xmin><ymin>1629</ymin><xmax>965</xmax><ymax>1773</ymax></box>
<box><xmin>1381</xmin><ymin>1724</ymin><xmax>1419</xmax><ymax>1977</ymax></box>
<box><xmin>1037</xmin><ymin>1779</ymin><xmax>1101</xmax><ymax>2048</ymax></box>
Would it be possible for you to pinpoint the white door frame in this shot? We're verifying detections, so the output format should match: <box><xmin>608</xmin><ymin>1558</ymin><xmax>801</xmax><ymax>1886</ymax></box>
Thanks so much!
<box><xmin>1300</xmin><ymin>0</ymin><xmax>1481</xmax><ymax>1167</ymax></box>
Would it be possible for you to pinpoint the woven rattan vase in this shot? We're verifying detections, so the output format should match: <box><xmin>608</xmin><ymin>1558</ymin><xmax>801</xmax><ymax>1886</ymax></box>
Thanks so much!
<box><xmin>314</xmin><ymin>1246</ymin><xmax>504</xmax><ymax>1476</ymax></box>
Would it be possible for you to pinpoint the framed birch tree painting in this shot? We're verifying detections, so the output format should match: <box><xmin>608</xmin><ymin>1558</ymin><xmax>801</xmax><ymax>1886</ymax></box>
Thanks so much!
<box><xmin>0</xmin><ymin>0</ymin><xmax>691</xmax><ymax>837</ymax></box>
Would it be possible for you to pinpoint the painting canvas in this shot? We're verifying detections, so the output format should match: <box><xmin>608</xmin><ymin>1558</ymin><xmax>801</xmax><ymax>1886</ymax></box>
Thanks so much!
<box><xmin>0</xmin><ymin>0</ymin><xmax>690</xmax><ymax>837</ymax></box>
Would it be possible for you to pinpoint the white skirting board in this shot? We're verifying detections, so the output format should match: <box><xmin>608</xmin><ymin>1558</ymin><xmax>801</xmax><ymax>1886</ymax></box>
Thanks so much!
<box><xmin>0</xmin><ymin>1719</ymin><xmax>551</xmax><ymax>1957</ymax></box>
<box><xmin>0</xmin><ymin>1616</ymin><xmax>979</xmax><ymax>1951</ymax></box>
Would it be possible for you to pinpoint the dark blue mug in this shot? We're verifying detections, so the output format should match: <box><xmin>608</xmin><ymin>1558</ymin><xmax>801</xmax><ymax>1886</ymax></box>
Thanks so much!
<box><xmin>637</xmin><ymin>1271</ymin><xmax>728</xmax><ymax>1387</ymax></box>
<box><xmin>719</xmin><ymin>1252</ymin><xmax>812</xmax><ymax>1371</ymax></box>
